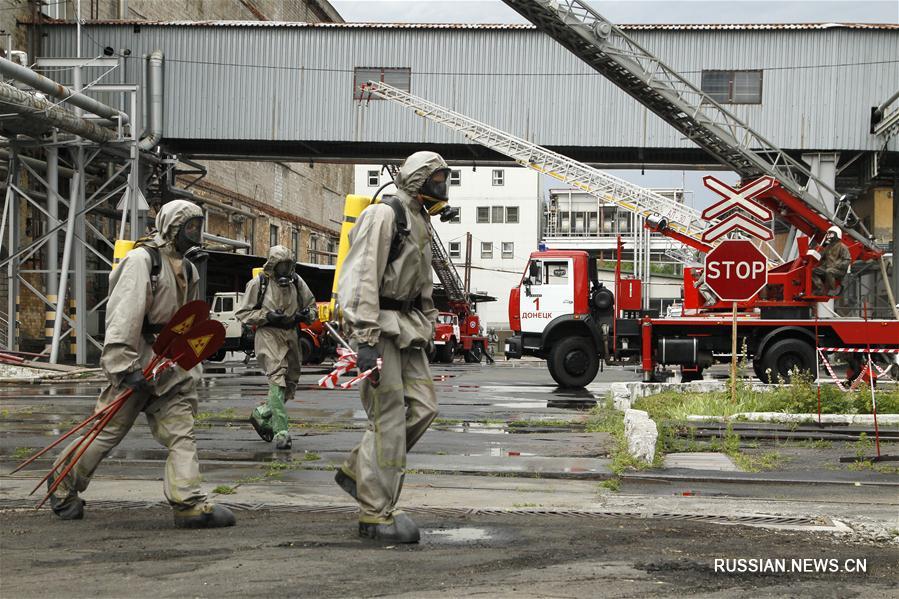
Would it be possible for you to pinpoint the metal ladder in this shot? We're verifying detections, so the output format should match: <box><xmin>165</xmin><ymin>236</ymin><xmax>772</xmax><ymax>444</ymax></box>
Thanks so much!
<box><xmin>428</xmin><ymin>224</ymin><xmax>468</xmax><ymax>304</ymax></box>
<box><xmin>500</xmin><ymin>0</ymin><xmax>876</xmax><ymax>252</ymax></box>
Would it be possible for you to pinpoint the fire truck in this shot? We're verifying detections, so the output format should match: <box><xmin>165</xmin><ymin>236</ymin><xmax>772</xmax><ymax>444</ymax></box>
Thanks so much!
<box><xmin>360</xmin><ymin>0</ymin><xmax>899</xmax><ymax>386</ymax></box>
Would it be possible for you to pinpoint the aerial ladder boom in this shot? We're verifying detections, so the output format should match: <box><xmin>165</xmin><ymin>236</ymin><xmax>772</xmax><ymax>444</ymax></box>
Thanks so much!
<box><xmin>364</xmin><ymin>81</ymin><xmax>715</xmax><ymax>255</ymax></box>
<box><xmin>500</xmin><ymin>0</ymin><xmax>879</xmax><ymax>257</ymax></box>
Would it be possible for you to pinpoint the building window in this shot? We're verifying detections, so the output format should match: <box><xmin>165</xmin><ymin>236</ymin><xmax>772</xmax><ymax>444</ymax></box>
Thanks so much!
<box><xmin>506</xmin><ymin>206</ymin><xmax>519</xmax><ymax>223</ymax></box>
<box><xmin>448</xmin><ymin>241</ymin><xmax>461</xmax><ymax>259</ymax></box>
<box><xmin>700</xmin><ymin>70</ymin><xmax>762</xmax><ymax>104</ymax></box>
<box><xmin>449</xmin><ymin>169</ymin><xmax>461</xmax><ymax>186</ymax></box>
<box><xmin>447</xmin><ymin>207</ymin><xmax>461</xmax><ymax>223</ymax></box>
<box><xmin>492</xmin><ymin>169</ymin><xmax>505</xmax><ymax>186</ymax></box>
<box><xmin>476</xmin><ymin>207</ymin><xmax>489</xmax><ymax>223</ymax></box>
<box><xmin>502</xmin><ymin>242</ymin><xmax>514</xmax><ymax>259</ymax></box>
<box><xmin>480</xmin><ymin>242</ymin><xmax>493</xmax><ymax>259</ymax></box>
<box><xmin>328</xmin><ymin>239</ymin><xmax>336</xmax><ymax>265</ymax></box>
<box><xmin>353</xmin><ymin>67</ymin><xmax>412</xmax><ymax>100</ymax></box>
<box><xmin>309</xmin><ymin>235</ymin><xmax>318</xmax><ymax>263</ymax></box>
<box><xmin>491</xmin><ymin>206</ymin><xmax>505</xmax><ymax>223</ymax></box>
<box><xmin>291</xmin><ymin>230</ymin><xmax>299</xmax><ymax>259</ymax></box>
<box><xmin>367</xmin><ymin>170</ymin><xmax>379</xmax><ymax>187</ymax></box>
<box><xmin>269</xmin><ymin>224</ymin><xmax>279</xmax><ymax>247</ymax></box>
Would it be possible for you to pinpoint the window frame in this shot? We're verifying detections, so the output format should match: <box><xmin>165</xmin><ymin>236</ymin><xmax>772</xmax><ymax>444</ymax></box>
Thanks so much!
<box><xmin>367</xmin><ymin>170</ymin><xmax>379</xmax><ymax>187</ymax></box>
<box><xmin>448</xmin><ymin>241</ymin><xmax>462</xmax><ymax>260</ymax></box>
<box><xmin>700</xmin><ymin>69</ymin><xmax>763</xmax><ymax>105</ymax></box>
<box><xmin>353</xmin><ymin>66</ymin><xmax>412</xmax><ymax>100</ymax></box>
<box><xmin>476</xmin><ymin>207</ymin><xmax>490</xmax><ymax>224</ymax></box>
<box><xmin>449</xmin><ymin>169</ymin><xmax>462</xmax><ymax>186</ymax></box>
<box><xmin>491</xmin><ymin>206</ymin><xmax>505</xmax><ymax>224</ymax></box>
<box><xmin>501</xmin><ymin>241</ymin><xmax>514</xmax><ymax>259</ymax></box>
<box><xmin>480</xmin><ymin>241</ymin><xmax>493</xmax><ymax>259</ymax></box>
<box><xmin>506</xmin><ymin>206</ymin><xmax>519</xmax><ymax>224</ymax></box>
<box><xmin>492</xmin><ymin>169</ymin><xmax>505</xmax><ymax>186</ymax></box>
<box><xmin>269</xmin><ymin>224</ymin><xmax>279</xmax><ymax>247</ymax></box>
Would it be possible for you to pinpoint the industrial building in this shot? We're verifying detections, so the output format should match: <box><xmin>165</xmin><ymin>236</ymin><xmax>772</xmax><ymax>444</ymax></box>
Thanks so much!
<box><xmin>1</xmin><ymin>5</ymin><xmax>896</xmax><ymax>363</ymax></box>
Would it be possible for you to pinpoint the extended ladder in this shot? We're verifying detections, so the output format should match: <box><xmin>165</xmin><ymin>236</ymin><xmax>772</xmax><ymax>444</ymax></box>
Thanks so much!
<box><xmin>429</xmin><ymin>224</ymin><xmax>468</xmax><ymax>304</ymax></box>
<box><xmin>365</xmin><ymin>81</ymin><xmax>710</xmax><ymax>249</ymax></box>
<box><xmin>500</xmin><ymin>0</ymin><xmax>876</xmax><ymax>253</ymax></box>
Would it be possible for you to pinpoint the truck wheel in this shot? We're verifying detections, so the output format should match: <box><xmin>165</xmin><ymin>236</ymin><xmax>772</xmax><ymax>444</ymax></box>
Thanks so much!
<box><xmin>752</xmin><ymin>360</ymin><xmax>768</xmax><ymax>382</ymax></box>
<box><xmin>464</xmin><ymin>342</ymin><xmax>483</xmax><ymax>363</ymax></box>
<box><xmin>299</xmin><ymin>337</ymin><xmax>315</xmax><ymax>365</ymax></box>
<box><xmin>208</xmin><ymin>349</ymin><xmax>226</xmax><ymax>362</ymax></box>
<box><xmin>760</xmin><ymin>338</ymin><xmax>815</xmax><ymax>383</ymax></box>
<box><xmin>548</xmin><ymin>337</ymin><xmax>599</xmax><ymax>388</ymax></box>
<box><xmin>680</xmin><ymin>367</ymin><xmax>704</xmax><ymax>383</ymax></box>
<box><xmin>438</xmin><ymin>339</ymin><xmax>456</xmax><ymax>364</ymax></box>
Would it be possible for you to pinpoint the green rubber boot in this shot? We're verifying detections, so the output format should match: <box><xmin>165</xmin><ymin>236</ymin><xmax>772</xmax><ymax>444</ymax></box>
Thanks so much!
<box><xmin>249</xmin><ymin>404</ymin><xmax>274</xmax><ymax>442</ymax></box>
<box><xmin>268</xmin><ymin>385</ymin><xmax>289</xmax><ymax>438</ymax></box>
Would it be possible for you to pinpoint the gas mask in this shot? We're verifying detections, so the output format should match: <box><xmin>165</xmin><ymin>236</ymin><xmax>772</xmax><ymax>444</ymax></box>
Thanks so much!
<box><xmin>273</xmin><ymin>260</ymin><xmax>294</xmax><ymax>287</ymax></box>
<box><xmin>174</xmin><ymin>216</ymin><xmax>203</xmax><ymax>256</ymax></box>
<box><xmin>418</xmin><ymin>168</ymin><xmax>451</xmax><ymax>216</ymax></box>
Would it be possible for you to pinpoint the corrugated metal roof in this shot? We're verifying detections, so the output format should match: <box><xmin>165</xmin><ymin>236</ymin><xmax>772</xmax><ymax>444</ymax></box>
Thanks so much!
<box><xmin>35</xmin><ymin>19</ymin><xmax>899</xmax><ymax>30</ymax></box>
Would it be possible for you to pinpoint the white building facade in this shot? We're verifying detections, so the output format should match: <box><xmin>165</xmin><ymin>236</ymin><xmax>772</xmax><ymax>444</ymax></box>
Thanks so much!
<box><xmin>354</xmin><ymin>165</ymin><xmax>541</xmax><ymax>330</ymax></box>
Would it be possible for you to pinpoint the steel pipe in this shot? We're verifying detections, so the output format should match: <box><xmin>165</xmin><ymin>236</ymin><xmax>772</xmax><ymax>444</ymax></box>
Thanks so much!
<box><xmin>0</xmin><ymin>56</ymin><xmax>129</xmax><ymax>125</ymax></box>
<box><xmin>0</xmin><ymin>82</ymin><xmax>115</xmax><ymax>143</ymax></box>
<box><xmin>138</xmin><ymin>51</ymin><xmax>164</xmax><ymax>151</ymax></box>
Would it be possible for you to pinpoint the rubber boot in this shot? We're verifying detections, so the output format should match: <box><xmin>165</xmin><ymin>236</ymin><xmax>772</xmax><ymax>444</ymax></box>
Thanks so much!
<box><xmin>173</xmin><ymin>503</ymin><xmax>236</xmax><ymax>529</ymax></box>
<box><xmin>359</xmin><ymin>511</ymin><xmax>420</xmax><ymax>544</ymax></box>
<box><xmin>268</xmin><ymin>385</ymin><xmax>289</xmax><ymax>440</ymax></box>
<box><xmin>47</xmin><ymin>476</ymin><xmax>84</xmax><ymax>520</ymax></box>
<box><xmin>249</xmin><ymin>404</ymin><xmax>274</xmax><ymax>442</ymax></box>
<box><xmin>334</xmin><ymin>467</ymin><xmax>357</xmax><ymax>499</ymax></box>
<box><xmin>274</xmin><ymin>431</ymin><xmax>292</xmax><ymax>450</ymax></box>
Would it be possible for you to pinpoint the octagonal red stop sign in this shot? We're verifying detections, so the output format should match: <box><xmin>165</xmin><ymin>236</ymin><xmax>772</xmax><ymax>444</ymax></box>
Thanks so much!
<box><xmin>704</xmin><ymin>240</ymin><xmax>768</xmax><ymax>302</ymax></box>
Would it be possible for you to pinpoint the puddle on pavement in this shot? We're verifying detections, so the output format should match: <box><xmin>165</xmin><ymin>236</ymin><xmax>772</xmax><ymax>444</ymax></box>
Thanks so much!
<box><xmin>441</xmin><ymin>423</ymin><xmax>509</xmax><ymax>435</ymax></box>
<box><xmin>422</xmin><ymin>526</ymin><xmax>496</xmax><ymax>545</ymax></box>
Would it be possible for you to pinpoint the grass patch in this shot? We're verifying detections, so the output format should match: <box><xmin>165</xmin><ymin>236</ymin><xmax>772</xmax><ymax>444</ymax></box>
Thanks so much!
<box><xmin>598</xmin><ymin>478</ymin><xmax>621</xmax><ymax>492</ymax></box>
<box><xmin>11</xmin><ymin>447</ymin><xmax>32</xmax><ymax>460</ymax></box>
<box><xmin>512</xmin><ymin>503</ymin><xmax>541</xmax><ymax>508</ymax></box>
<box><xmin>432</xmin><ymin>418</ymin><xmax>463</xmax><ymax>426</ymax></box>
<box><xmin>212</xmin><ymin>485</ymin><xmax>236</xmax><ymax>495</ymax></box>
<box><xmin>776</xmin><ymin>439</ymin><xmax>833</xmax><ymax>449</ymax></box>
<box><xmin>585</xmin><ymin>401</ymin><xmax>654</xmax><ymax>488</ymax></box>
<box><xmin>634</xmin><ymin>373</ymin><xmax>899</xmax><ymax>421</ymax></box>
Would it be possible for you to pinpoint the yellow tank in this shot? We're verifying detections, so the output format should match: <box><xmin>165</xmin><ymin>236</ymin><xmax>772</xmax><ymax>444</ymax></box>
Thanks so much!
<box><xmin>112</xmin><ymin>239</ymin><xmax>136</xmax><ymax>269</ymax></box>
<box><xmin>251</xmin><ymin>267</ymin><xmax>264</xmax><ymax>279</ymax></box>
<box><xmin>331</xmin><ymin>194</ymin><xmax>373</xmax><ymax>312</ymax></box>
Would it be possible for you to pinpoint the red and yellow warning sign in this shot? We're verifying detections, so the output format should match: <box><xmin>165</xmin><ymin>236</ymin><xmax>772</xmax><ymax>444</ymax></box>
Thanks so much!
<box><xmin>187</xmin><ymin>333</ymin><xmax>215</xmax><ymax>358</ymax></box>
<box><xmin>171</xmin><ymin>314</ymin><xmax>196</xmax><ymax>335</ymax></box>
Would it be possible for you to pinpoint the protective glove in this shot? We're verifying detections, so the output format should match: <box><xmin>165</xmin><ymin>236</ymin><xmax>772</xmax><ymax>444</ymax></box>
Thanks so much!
<box><xmin>301</xmin><ymin>306</ymin><xmax>318</xmax><ymax>324</ymax></box>
<box><xmin>356</xmin><ymin>343</ymin><xmax>380</xmax><ymax>374</ymax></box>
<box><xmin>266</xmin><ymin>310</ymin><xmax>284</xmax><ymax>325</ymax></box>
<box><xmin>427</xmin><ymin>339</ymin><xmax>436</xmax><ymax>358</ymax></box>
<box><xmin>122</xmin><ymin>369</ymin><xmax>151</xmax><ymax>394</ymax></box>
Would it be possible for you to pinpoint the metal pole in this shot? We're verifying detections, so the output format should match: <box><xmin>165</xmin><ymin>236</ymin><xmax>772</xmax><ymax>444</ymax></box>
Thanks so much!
<box><xmin>3</xmin><ymin>151</ymin><xmax>19</xmax><ymax>350</ymax></box>
<box><xmin>730</xmin><ymin>301</ymin><xmax>738</xmax><ymax>403</ymax></box>
<box><xmin>50</xmin><ymin>166</ymin><xmax>80</xmax><ymax>364</ymax></box>
<box><xmin>892</xmin><ymin>177</ymin><xmax>899</xmax><ymax>311</ymax></box>
<box><xmin>46</xmin><ymin>145</ymin><xmax>59</xmax><ymax>347</ymax></box>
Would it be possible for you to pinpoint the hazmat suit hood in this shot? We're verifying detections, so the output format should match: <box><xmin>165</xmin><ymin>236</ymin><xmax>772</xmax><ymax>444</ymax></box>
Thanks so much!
<box><xmin>394</xmin><ymin>151</ymin><xmax>450</xmax><ymax>206</ymax></box>
<box><xmin>156</xmin><ymin>200</ymin><xmax>203</xmax><ymax>243</ymax></box>
<box><xmin>263</xmin><ymin>245</ymin><xmax>296</xmax><ymax>286</ymax></box>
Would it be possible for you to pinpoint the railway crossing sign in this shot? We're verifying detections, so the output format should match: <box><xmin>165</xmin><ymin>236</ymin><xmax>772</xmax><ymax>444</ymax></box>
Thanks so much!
<box><xmin>701</xmin><ymin>176</ymin><xmax>775</xmax><ymax>243</ymax></box>
<box><xmin>704</xmin><ymin>240</ymin><xmax>768</xmax><ymax>302</ymax></box>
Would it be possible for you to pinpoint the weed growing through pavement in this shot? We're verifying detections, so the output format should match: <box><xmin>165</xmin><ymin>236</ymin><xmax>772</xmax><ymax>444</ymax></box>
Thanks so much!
<box><xmin>212</xmin><ymin>485</ymin><xmax>236</xmax><ymax>495</ymax></box>
<box><xmin>11</xmin><ymin>447</ymin><xmax>32</xmax><ymax>460</ymax></box>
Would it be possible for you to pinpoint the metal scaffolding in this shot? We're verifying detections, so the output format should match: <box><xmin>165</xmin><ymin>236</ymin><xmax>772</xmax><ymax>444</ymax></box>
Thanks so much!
<box><xmin>0</xmin><ymin>54</ymin><xmax>152</xmax><ymax>363</ymax></box>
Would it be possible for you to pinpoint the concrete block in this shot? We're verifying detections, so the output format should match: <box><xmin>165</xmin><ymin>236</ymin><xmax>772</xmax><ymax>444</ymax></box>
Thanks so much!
<box><xmin>610</xmin><ymin>383</ymin><xmax>633</xmax><ymax>410</ymax></box>
<box><xmin>623</xmin><ymin>408</ymin><xmax>658</xmax><ymax>465</ymax></box>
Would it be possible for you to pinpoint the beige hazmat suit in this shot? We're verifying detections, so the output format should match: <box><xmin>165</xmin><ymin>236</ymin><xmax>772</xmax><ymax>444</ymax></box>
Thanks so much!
<box><xmin>236</xmin><ymin>245</ymin><xmax>315</xmax><ymax>393</ymax></box>
<box><xmin>236</xmin><ymin>245</ymin><xmax>315</xmax><ymax>444</ymax></box>
<box><xmin>51</xmin><ymin>200</ymin><xmax>209</xmax><ymax>511</ymax></box>
<box><xmin>337</xmin><ymin>152</ymin><xmax>443</xmax><ymax>524</ymax></box>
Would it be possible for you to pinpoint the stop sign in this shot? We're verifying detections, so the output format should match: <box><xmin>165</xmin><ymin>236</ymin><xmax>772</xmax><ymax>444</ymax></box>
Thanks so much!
<box><xmin>703</xmin><ymin>240</ymin><xmax>768</xmax><ymax>302</ymax></box>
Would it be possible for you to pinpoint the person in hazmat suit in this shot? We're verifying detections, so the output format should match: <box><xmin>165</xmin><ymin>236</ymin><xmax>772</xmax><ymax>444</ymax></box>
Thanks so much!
<box><xmin>236</xmin><ymin>245</ymin><xmax>317</xmax><ymax>450</ymax></box>
<box><xmin>810</xmin><ymin>226</ymin><xmax>851</xmax><ymax>296</ymax></box>
<box><xmin>335</xmin><ymin>151</ymin><xmax>448</xmax><ymax>543</ymax></box>
<box><xmin>48</xmin><ymin>199</ymin><xmax>236</xmax><ymax>529</ymax></box>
